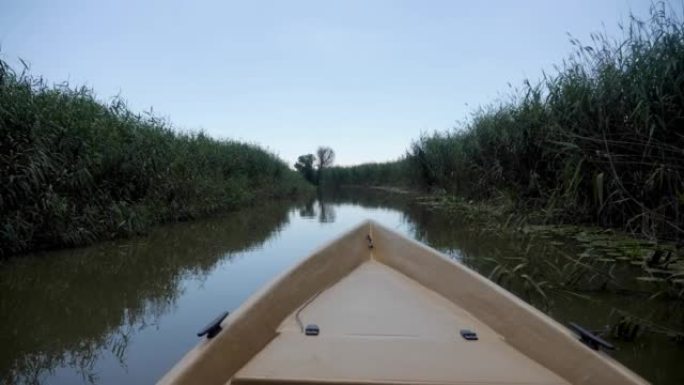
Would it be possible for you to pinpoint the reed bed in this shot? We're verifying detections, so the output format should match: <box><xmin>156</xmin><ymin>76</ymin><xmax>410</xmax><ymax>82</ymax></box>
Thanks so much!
<box><xmin>0</xmin><ymin>61</ymin><xmax>310</xmax><ymax>257</ymax></box>
<box><xmin>327</xmin><ymin>6</ymin><xmax>684</xmax><ymax>241</ymax></box>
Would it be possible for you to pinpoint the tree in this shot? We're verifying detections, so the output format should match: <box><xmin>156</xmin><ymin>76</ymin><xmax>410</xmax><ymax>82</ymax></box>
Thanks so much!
<box><xmin>294</xmin><ymin>154</ymin><xmax>316</xmax><ymax>184</ymax></box>
<box><xmin>295</xmin><ymin>147</ymin><xmax>335</xmax><ymax>185</ymax></box>
<box><xmin>316</xmin><ymin>146</ymin><xmax>335</xmax><ymax>171</ymax></box>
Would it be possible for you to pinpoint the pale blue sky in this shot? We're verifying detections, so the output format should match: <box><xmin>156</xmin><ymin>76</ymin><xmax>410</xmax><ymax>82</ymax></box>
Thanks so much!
<box><xmin>1</xmin><ymin>0</ymin><xmax>655</xmax><ymax>165</ymax></box>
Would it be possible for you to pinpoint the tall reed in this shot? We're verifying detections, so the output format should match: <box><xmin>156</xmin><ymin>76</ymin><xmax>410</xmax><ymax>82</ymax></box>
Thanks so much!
<box><xmin>0</xmin><ymin>61</ymin><xmax>310</xmax><ymax>257</ymax></box>
<box><xmin>327</xmin><ymin>5</ymin><xmax>684</xmax><ymax>241</ymax></box>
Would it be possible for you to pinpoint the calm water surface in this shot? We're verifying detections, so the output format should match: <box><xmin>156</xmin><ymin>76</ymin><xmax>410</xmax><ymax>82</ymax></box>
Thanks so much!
<box><xmin>1</xmin><ymin>189</ymin><xmax>682</xmax><ymax>384</ymax></box>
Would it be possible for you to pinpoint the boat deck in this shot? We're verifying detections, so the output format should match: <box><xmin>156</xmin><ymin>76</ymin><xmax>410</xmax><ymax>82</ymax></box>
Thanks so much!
<box><xmin>233</xmin><ymin>259</ymin><xmax>569</xmax><ymax>385</ymax></box>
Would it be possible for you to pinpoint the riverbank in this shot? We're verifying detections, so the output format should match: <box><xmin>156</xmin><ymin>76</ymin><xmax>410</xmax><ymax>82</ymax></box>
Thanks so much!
<box><xmin>0</xmin><ymin>60</ymin><xmax>313</xmax><ymax>257</ymax></box>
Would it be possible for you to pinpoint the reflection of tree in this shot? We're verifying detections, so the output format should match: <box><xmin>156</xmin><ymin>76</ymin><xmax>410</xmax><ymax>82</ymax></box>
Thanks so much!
<box><xmin>0</xmin><ymin>201</ymin><xmax>293</xmax><ymax>385</ymax></box>
<box><xmin>297</xmin><ymin>195</ymin><xmax>336</xmax><ymax>223</ymax></box>
<box><xmin>299</xmin><ymin>198</ymin><xmax>317</xmax><ymax>218</ymax></box>
<box><xmin>317</xmin><ymin>201</ymin><xmax>336</xmax><ymax>223</ymax></box>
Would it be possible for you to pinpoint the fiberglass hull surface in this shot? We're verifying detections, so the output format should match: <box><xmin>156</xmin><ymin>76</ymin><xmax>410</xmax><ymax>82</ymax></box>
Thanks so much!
<box><xmin>159</xmin><ymin>220</ymin><xmax>648</xmax><ymax>385</ymax></box>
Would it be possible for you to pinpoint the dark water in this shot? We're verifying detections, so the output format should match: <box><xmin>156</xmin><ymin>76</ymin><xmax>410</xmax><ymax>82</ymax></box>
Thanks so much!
<box><xmin>1</xmin><ymin>189</ymin><xmax>682</xmax><ymax>385</ymax></box>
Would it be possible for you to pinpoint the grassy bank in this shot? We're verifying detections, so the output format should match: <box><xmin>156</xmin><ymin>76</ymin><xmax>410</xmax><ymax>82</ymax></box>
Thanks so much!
<box><xmin>0</xmin><ymin>60</ymin><xmax>311</xmax><ymax>257</ymax></box>
<box><xmin>326</xmin><ymin>7</ymin><xmax>684</xmax><ymax>241</ymax></box>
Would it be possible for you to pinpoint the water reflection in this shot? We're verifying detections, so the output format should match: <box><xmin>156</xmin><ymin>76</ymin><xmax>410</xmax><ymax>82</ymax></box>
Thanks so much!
<box><xmin>0</xmin><ymin>189</ymin><xmax>681</xmax><ymax>385</ymax></box>
<box><xmin>317</xmin><ymin>200</ymin><xmax>336</xmax><ymax>223</ymax></box>
<box><xmin>297</xmin><ymin>194</ymin><xmax>336</xmax><ymax>223</ymax></box>
<box><xmin>298</xmin><ymin>199</ymin><xmax>316</xmax><ymax>219</ymax></box>
<box><xmin>0</xmin><ymin>201</ymin><xmax>293</xmax><ymax>385</ymax></box>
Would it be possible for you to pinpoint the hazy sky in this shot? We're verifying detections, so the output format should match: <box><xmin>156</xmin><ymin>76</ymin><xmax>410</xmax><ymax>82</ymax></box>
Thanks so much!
<box><xmin>1</xmin><ymin>0</ymin><xmax>655</xmax><ymax>166</ymax></box>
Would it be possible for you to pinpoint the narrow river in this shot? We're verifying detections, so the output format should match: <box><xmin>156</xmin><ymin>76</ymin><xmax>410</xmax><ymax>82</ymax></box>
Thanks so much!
<box><xmin>1</xmin><ymin>189</ymin><xmax>682</xmax><ymax>384</ymax></box>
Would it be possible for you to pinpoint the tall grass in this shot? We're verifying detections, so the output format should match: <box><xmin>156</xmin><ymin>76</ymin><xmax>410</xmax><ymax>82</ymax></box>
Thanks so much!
<box><xmin>328</xmin><ymin>5</ymin><xmax>684</xmax><ymax>241</ymax></box>
<box><xmin>0</xmin><ymin>60</ymin><xmax>311</xmax><ymax>257</ymax></box>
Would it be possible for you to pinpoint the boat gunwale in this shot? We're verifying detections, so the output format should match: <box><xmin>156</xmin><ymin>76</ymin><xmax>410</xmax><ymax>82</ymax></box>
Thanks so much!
<box><xmin>158</xmin><ymin>220</ymin><xmax>373</xmax><ymax>385</ymax></box>
<box><xmin>370</xmin><ymin>220</ymin><xmax>648</xmax><ymax>385</ymax></box>
<box><xmin>159</xmin><ymin>220</ymin><xmax>649</xmax><ymax>385</ymax></box>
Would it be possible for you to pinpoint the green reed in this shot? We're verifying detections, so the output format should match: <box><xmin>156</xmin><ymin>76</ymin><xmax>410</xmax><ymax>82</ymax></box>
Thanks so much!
<box><xmin>328</xmin><ymin>5</ymin><xmax>684</xmax><ymax>241</ymax></box>
<box><xmin>0</xmin><ymin>61</ymin><xmax>311</xmax><ymax>257</ymax></box>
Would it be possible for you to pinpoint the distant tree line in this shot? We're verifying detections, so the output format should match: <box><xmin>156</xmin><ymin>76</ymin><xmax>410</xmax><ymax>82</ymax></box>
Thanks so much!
<box><xmin>321</xmin><ymin>158</ymin><xmax>417</xmax><ymax>189</ymax></box>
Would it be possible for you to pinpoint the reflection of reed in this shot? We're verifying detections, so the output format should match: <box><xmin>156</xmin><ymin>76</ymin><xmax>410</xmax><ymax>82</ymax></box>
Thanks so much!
<box><xmin>0</xmin><ymin>201</ymin><xmax>293</xmax><ymax>385</ymax></box>
<box><xmin>317</xmin><ymin>186</ymin><xmax>413</xmax><ymax>211</ymax></box>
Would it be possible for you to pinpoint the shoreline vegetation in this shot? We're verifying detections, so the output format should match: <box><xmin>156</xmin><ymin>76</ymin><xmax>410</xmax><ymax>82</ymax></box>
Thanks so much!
<box><xmin>2</xmin><ymin>5</ymin><xmax>683</xmax><ymax>262</ymax></box>
<box><xmin>323</xmin><ymin>6</ymin><xmax>684</xmax><ymax>244</ymax></box>
<box><xmin>416</xmin><ymin>194</ymin><xmax>684</xmax><ymax>301</ymax></box>
<box><xmin>0</xmin><ymin>61</ymin><xmax>312</xmax><ymax>258</ymax></box>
